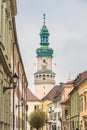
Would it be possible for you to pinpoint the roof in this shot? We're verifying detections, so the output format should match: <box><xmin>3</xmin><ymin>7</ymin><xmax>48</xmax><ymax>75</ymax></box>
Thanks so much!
<box><xmin>36</xmin><ymin>46</ymin><xmax>53</xmax><ymax>57</ymax></box>
<box><xmin>73</xmin><ymin>70</ymin><xmax>87</xmax><ymax>87</ymax></box>
<box><xmin>27</xmin><ymin>88</ymin><xmax>39</xmax><ymax>101</ymax></box>
<box><xmin>40</xmin><ymin>25</ymin><xmax>49</xmax><ymax>34</ymax></box>
<box><xmin>42</xmin><ymin>85</ymin><xmax>61</xmax><ymax>100</ymax></box>
<box><xmin>34</xmin><ymin>70</ymin><xmax>55</xmax><ymax>75</ymax></box>
<box><xmin>69</xmin><ymin>71</ymin><xmax>87</xmax><ymax>95</ymax></box>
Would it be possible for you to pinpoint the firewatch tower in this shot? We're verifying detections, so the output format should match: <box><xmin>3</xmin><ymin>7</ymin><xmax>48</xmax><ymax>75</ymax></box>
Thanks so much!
<box><xmin>34</xmin><ymin>14</ymin><xmax>55</xmax><ymax>99</ymax></box>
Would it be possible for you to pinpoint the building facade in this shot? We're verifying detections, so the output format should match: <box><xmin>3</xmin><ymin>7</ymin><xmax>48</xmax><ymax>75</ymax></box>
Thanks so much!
<box><xmin>47</xmin><ymin>85</ymin><xmax>62</xmax><ymax>130</ymax></box>
<box><xmin>0</xmin><ymin>0</ymin><xmax>17</xmax><ymax>130</ymax></box>
<box><xmin>26</xmin><ymin>88</ymin><xmax>40</xmax><ymax>130</ymax></box>
<box><xmin>52</xmin><ymin>85</ymin><xmax>62</xmax><ymax>130</ymax></box>
<box><xmin>61</xmin><ymin>82</ymin><xmax>73</xmax><ymax>130</ymax></box>
<box><xmin>12</xmin><ymin>18</ymin><xmax>28</xmax><ymax>130</ymax></box>
<box><xmin>34</xmin><ymin>14</ymin><xmax>55</xmax><ymax>99</ymax></box>
<box><xmin>0</xmin><ymin>0</ymin><xmax>28</xmax><ymax>130</ymax></box>
<box><xmin>70</xmin><ymin>87</ymin><xmax>79</xmax><ymax>130</ymax></box>
<box><xmin>77</xmin><ymin>71</ymin><xmax>87</xmax><ymax>130</ymax></box>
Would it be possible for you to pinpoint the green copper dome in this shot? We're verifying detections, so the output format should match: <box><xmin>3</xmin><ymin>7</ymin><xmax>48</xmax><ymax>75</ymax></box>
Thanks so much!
<box><xmin>34</xmin><ymin>70</ymin><xmax>55</xmax><ymax>75</ymax></box>
<box><xmin>40</xmin><ymin>25</ymin><xmax>49</xmax><ymax>33</ymax></box>
<box><xmin>36</xmin><ymin>46</ymin><xmax>53</xmax><ymax>57</ymax></box>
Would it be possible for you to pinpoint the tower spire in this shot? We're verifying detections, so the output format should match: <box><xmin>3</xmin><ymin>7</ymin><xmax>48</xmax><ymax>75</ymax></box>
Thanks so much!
<box><xmin>43</xmin><ymin>14</ymin><xmax>45</xmax><ymax>26</ymax></box>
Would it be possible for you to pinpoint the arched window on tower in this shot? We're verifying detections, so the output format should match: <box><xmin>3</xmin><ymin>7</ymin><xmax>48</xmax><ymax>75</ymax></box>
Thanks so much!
<box><xmin>42</xmin><ymin>59</ymin><xmax>47</xmax><ymax>70</ymax></box>
<box><xmin>39</xmin><ymin>75</ymin><xmax>41</xmax><ymax>78</ymax></box>
<box><xmin>43</xmin><ymin>77</ymin><xmax>46</xmax><ymax>80</ymax></box>
<box><xmin>46</xmin><ymin>36</ymin><xmax>48</xmax><ymax>42</ymax></box>
<box><xmin>43</xmin><ymin>36</ymin><xmax>45</xmax><ymax>42</ymax></box>
<box><xmin>41</xmin><ymin>36</ymin><xmax>43</xmax><ymax>42</ymax></box>
<box><xmin>43</xmin><ymin>59</ymin><xmax>46</xmax><ymax>63</ymax></box>
<box><xmin>43</xmin><ymin>74</ymin><xmax>46</xmax><ymax>80</ymax></box>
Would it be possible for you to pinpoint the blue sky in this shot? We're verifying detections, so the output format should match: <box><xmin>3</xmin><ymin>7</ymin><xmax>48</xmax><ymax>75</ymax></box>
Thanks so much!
<box><xmin>16</xmin><ymin>0</ymin><xmax>87</xmax><ymax>92</ymax></box>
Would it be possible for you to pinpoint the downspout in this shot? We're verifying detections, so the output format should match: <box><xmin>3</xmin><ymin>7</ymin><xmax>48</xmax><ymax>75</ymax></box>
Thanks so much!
<box><xmin>18</xmin><ymin>61</ymin><xmax>21</xmax><ymax>130</ymax></box>
<box><xmin>22</xmin><ymin>74</ymin><xmax>24</xmax><ymax>130</ymax></box>
<box><xmin>26</xmin><ymin>83</ymin><xmax>28</xmax><ymax>130</ymax></box>
<box><xmin>13</xmin><ymin>42</ymin><xmax>15</xmax><ymax>130</ymax></box>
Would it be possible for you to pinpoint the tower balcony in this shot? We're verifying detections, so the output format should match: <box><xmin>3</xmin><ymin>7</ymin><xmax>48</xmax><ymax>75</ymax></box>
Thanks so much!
<box><xmin>34</xmin><ymin>71</ymin><xmax>55</xmax><ymax>85</ymax></box>
<box><xmin>34</xmin><ymin>79</ymin><xmax>55</xmax><ymax>85</ymax></box>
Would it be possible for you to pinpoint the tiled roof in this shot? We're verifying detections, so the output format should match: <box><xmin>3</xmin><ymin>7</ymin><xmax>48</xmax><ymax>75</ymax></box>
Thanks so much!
<box><xmin>27</xmin><ymin>88</ymin><xmax>39</xmax><ymax>101</ymax></box>
<box><xmin>42</xmin><ymin>85</ymin><xmax>61</xmax><ymax>100</ymax></box>
<box><xmin>73</xmin><ymin>70</ymin><xmax>87</xmax><ymax>87</ymax></box>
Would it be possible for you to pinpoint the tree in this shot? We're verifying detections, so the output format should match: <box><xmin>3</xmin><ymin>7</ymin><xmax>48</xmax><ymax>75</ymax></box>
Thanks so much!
<box><xmin>28</xmin><ymin>109</ymin><xmax>47</xmax><ymax>130</ymax></box>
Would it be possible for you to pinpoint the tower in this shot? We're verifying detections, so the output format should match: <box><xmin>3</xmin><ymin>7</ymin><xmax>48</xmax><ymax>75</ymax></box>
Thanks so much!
<box><xmin>34</xmin><ymin>14</ymin><xmax>55</xmax><ymax>99</ymax></box>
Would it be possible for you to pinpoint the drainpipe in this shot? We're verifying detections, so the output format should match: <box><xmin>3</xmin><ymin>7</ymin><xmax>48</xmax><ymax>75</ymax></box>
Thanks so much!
<box><xmin>13</xmin><ymin>42</ymin><xmax>15</xmax><ymax>130</ymax></box>
<box><xmin>22</xmin><ymin>74</ymin><xmax>24</xmax><ymax>130</ymax></box>
<box><xmin>25</xmin><ymin>82</ymin><xmax>28</xmax><ymax>130</ymax></box>
<box><xmin>18</xmin><ymin>61</ymin><xmax>21</xmax><ymax>130</ymax></box>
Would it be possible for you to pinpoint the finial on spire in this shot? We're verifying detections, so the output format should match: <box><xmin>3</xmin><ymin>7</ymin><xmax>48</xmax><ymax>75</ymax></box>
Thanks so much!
<box><xmin>43</xmin><ymin>14</ymin><xmax>46</xmax><ymax>26</ymax></box>
<box><xmin>68</xmin><ymin>73</ymin><xmax>71</xmax><ymax>82</ymax></box>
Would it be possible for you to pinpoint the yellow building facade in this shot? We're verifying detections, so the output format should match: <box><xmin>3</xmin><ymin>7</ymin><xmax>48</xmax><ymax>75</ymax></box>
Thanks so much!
<box><xmin>0</xmin><ymin>0</ymin><xmax>17</xmax><ymax>130</ymax></box>
<box><xmin>78</xmin><ymin>71</ymin><xmax>87</xmax><ymax>130</ymax></box>
<box><xmin>0</xmin><ymin>1</ymin><xmax>28</xmax><ymax>130</ymax></box>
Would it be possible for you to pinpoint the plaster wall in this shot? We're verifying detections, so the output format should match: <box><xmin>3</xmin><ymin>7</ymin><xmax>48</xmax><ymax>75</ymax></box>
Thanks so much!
<box><xmin>35</xmin><ymin>84</ymin><xmax>54</xmax><ymax>99</ymax></box>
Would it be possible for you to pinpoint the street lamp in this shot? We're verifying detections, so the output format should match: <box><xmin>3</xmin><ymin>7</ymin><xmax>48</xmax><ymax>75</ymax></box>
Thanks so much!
<box><xmin>3</xmin><ymin>73</ymin><xmax>19</xmax><ymax>93</ymax></box>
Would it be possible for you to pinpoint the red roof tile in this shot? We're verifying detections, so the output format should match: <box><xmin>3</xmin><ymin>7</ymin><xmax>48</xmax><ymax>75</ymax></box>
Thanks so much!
<box><xmin>27</xmin><ymin>88</ymin><xmax>39</xmax><ymax>101</ymax></box>
<box><xmin>42</xmin><ymin>85</ymin><xmax>61</xmax><ymax>100</ymax></box>
<box><xmin>73</xmin><ymin>70</ymin><xmax>87</xmax><ymax>87</ymax></box>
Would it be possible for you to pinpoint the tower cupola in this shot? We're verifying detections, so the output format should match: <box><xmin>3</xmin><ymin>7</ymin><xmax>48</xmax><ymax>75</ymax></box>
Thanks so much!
<box><xmin>36</xmin><ymin>14</ymin><xmax>53</xmax><ymax>57</ymax></box>
<box><xmin>40</xmin><ymin>14</ymin><xmax>49</xmax><ymax>46</ymax></box>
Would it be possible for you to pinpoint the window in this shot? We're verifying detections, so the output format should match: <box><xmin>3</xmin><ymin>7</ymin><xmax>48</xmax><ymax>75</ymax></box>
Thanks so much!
<box><xmin>54</xmin><ymin>113</ymin><xmax>57</xmax><ymax>120</ymax></box>
<box><xmin>26</xmin><ymin>105</ymin><xmax>28</xmax><ymax>111</ymax></box>
<box><xmin>57</xmin><ymin>102</ymin><xmax>60</xmax><ymax>107</ymax></box>
<box><xmin>49</xmin><ymin>106</ymin><xmax>52</xmax><ymax>111</ymax></box>
<box><xmin>58</xmin><ymin>126</ymin><xmax>60</xmax><ymax>130</ymax></box>
<box><xmin>65</xmin><ymin>109</ymin><xmax>68</xmax><ymax>117</ymax></box>
<box><xmin>43</xmin><ymin>59</ymin><xmax>46</xmax><ymax>63</ymax></box>
<box><xmin>84</xmin><ymin>95</ymin><xmax>86</xmax><ymax>110</ymax></box>
<box><xmin>58</xmin><ymin>112</ymin><xmax>60</xmax><ymax>120</ymax></box>
<box><xmin>80</xmin><ymin>97</ymin><xmax>83</xmax><ymax>111</ymax></box>
<box><xmin>54</xmin><ymin>102</ymin><xmax>57</xmax><ymax>108</ymax></box>
<box><xmin>46</xmin><ymin>37</ymin><xmax>48</xmax><ymax>42</ymax></box>
<box><xmin>43</xmin><ymin>36</ymin><xmax>45</xmax><ymax>41</ymax></box>
<box><xmin>34</xmin><ymin>105</ymin><xmax>39</xmax><ymax>110</ymax></box>
<box><xmin>43</xmin><ymin>77</ymin><xmax>45</xmax><ymax>80</ymax></box>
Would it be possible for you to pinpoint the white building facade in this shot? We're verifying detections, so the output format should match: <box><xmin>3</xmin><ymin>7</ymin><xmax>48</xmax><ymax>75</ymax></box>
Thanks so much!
<box><xmin>47</xmin><ymin>86</ymin><xmax>62</xmax><ymax>130</ymax></box>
